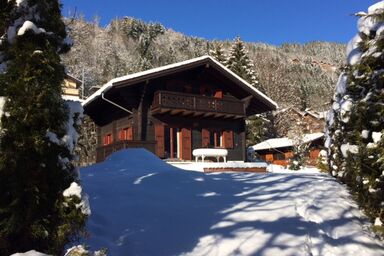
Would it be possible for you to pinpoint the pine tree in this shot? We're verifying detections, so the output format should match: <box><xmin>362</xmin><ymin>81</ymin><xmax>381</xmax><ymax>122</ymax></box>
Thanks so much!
<box><xmin>326</xmin><ymin>1</ymin><xmax>384</xmax><ymax>232</ymax></box>
<box><xmin>0</xmin><ymin>0</ymin><xmax>87</xmax><ymax>254</ymax></box>
<box><xmin>226</xmin><ymin>37</ymin><xmax>261</xmax><ymax>90</ymax></box>
<box><xmin>209</xmin><ymin>42</ymin><xmax>226</xmax><ymax>64</ymax></box>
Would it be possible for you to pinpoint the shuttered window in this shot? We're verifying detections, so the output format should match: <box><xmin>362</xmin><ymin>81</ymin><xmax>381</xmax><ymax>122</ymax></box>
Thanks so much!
<box><xmin>222</xmin><ymin>130</ymin><xmax>234</xmax><ymax>149</ymax></box>
<box><xmin>119</xmin><ymin>127</ymin><xmax>133</xmax><ymax>141</ymax></box>
<box><xmin>103</xmin><ymin>134</ymin><xmax>112</xmax><ymax>145</ymax></box>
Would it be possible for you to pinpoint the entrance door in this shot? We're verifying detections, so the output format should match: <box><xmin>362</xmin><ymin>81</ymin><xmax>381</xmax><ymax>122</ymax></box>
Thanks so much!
<box><xmin>163</xmin><ymin>126</ymin><xmax>191</xmax><ymax>160</ymax></box>
<box><xmin>164</xmin><ymin>126</ymin><xmax>180</xmax><ymax>159</ymax></box>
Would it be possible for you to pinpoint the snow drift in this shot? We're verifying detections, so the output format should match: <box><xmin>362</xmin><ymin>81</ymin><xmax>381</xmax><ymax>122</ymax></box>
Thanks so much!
<box><xmin>79</xmin><ymin>149</ymin><xmax>384</xmax><ymax>256</ymax></box>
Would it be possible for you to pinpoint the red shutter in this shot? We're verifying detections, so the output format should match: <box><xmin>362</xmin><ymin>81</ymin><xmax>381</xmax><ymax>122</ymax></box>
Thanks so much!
<box><xmin>180</xmin><ymin>128</ymin><xmax>192</xmax><ymax>160</ymax></box>
<box><xmin>202</xmin><ymin>129</ymin><xmax>210</xmax><ymax>148</ymax></box>
<box><xmin>155</xmin><ymin>123</ymin><xmax>165</xmax><ymax>158</ymax></box>
<box><xmin>214</xmin><ymin>90</ymin><xmax>223</xmax><ymax>98</ymax></box>
<box><xmin>127</xmin><ymin>127</ymin><xmax>133</xmax><ymax>140</ymax></box>
<box><xmin>223</xmin><ymin>130</ymin><xmax>234</xmax><ymax>149</ymax></box>
<box><xmin>103</xmin><ymin>134</ymin><xmax>112</xmax><ymax>145</ymax></box>
<box><xmin>118</xmin><ymin>130</ymin><xmax>125</xmax><ymax>140</ymax></box>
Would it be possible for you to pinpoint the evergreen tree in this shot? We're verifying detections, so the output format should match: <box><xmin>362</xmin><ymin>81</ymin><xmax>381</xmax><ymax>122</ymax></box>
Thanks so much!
<box><xmin>209</xmin><ymin>42</ymin><xmax>226</xmax><ymax>64</ymax></box>
<box><xmin>326</xmin><ymin>1</ymin><xmax>384</xmax><ymax>232</ymax></box>
<box><xmin>0</xmin><ymin>0</ymin><xmax>87</xmax><ymax>254</ymax></box>
<box><xmin>226</xmin><ymin>37</ymin><xmax>261</xmax><ymax>90</ymax></box>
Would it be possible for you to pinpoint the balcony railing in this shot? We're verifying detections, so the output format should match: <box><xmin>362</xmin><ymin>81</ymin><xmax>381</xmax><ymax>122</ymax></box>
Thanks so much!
<box><xmin>152</xmin><ymin>90</ymin><xmax>245</xmax><ymax>117</ymax></box>
<box><xmin>96</xmin><ymin>140</ymin><xmax>157</xmax><ymax>162</ymax></box>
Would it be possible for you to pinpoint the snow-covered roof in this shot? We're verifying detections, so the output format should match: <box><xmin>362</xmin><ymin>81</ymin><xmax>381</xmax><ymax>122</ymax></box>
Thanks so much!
<box><xmin>251</xmin><ymin>132</ymin><xmax>324</xmax><ymax>151</ymax></box>
<box><xmin>276</xmin><ymin>107</ymin><xmax>326</xmax><ymax>120</ymax></box>
<box><xmin>82</xmin><ymin>55</ymin><xmax>278</xmax><ymax>110</ymax></box>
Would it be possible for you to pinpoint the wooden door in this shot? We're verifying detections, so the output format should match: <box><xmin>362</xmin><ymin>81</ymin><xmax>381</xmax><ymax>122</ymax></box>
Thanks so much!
<box><xmin>155</xmin><ymin>123</ymin><xmax>165</xmax><ymax>158</ymax></box>
<box><xmin>180</xmin><ymin>128</ymin><xmax>192</xmax><ymax>160</ymax></box>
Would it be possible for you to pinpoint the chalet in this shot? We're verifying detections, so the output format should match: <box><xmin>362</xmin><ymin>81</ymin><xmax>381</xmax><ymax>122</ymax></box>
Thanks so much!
<box><xmin>250</xmin><ymin>132</ymin><xmax>324</xmax><ymax>166</ymax></box>
<box><xmin>274</xmin><ymin>107</ymin><xmax>326</xmax><ymax>138</ymax></box>
<box><xmin>62</xmin><ymin>74</ymin><xmax>82</xmax><ymax>101</ymax></box>
<box><xmin>83</xmin><ymin>56</ymin><xmax>278</xmax><ymax>162</ymax></box>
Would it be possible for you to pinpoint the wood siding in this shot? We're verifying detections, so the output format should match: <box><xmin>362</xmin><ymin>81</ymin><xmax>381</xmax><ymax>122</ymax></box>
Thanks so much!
<box><xmin>180</xmin><ymin>128</ymin><xmax>192</xmax><ymax>160</ymax></box>
<box><xmin>154</xmin><ymin>123</ymin><xmax>165</xmax><ymax>158</ymax></box>
<box><xmin>92</xmin><ymin>67</ymin><xmax>252</xmax><ymax>162</ymax></box>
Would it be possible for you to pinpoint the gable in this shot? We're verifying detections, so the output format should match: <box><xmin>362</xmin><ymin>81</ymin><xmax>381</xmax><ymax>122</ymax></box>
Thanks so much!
<box><xmin>83</xmin><ymin>56</ymin><xmax>278</xmax><ymax>125</ymax></box>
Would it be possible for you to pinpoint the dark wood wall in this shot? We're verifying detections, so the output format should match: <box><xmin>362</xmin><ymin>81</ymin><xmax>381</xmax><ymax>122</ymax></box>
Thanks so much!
<box><xmin>95</xmin><ymin>67</ymin><xmax>249</xmax><ymax>161</ymax></box>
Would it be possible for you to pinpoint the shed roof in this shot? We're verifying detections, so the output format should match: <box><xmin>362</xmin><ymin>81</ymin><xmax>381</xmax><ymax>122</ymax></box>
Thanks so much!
<box><xmin>251</xmin><ymin>132</ymin><xmax>324</xmax><ymax>151</ymax></box>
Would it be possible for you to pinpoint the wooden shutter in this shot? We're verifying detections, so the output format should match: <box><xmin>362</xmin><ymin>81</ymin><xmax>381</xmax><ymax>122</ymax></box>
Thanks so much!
<box><xmin>155</xmin><ymin>123</ymin><xmax>165</xmax><ymax>158</ymax></box>
<box><xmin>127</xmin><ymin>127</ymin><xmax>133</xmax><ymax>140</ymax></box>
<box><xmin>180</xmin><ymin>128</ymin><xmax>192</xmax><ymax>160</ymax></box>
<box><xmin>202</xmin><ymin>129</ymin><xmax>210</xmax><ymax>148</ymax></box>
<box><xmin>223</xmin><ymin>130</ymin><xmax>234</xmax><ymax>149</ymax></box>
<box><xmin>103</xmin><ymin>134</ymin><xmax>112</xmax><ymax>145</ymax></box>
<box><xmin>118</xmin><ymin>130</ymin><xmax>125</xmax><ymax>140</ymax></box>
<box><xmin>214</xmin><ymin>90</ymin><xmax>223</xmax><ymax>98</ymax></box>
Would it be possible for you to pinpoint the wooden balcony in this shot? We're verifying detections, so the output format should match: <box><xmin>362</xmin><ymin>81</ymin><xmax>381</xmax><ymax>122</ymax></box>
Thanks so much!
<box><xmin>96</xmin><ymin>140</ymin><xmax>157</xmax><ymax>162</ymax></box>
<box><xmin>151</xmin><ymin>90</ymin><xmax>245</xmax><ymax>118</ymax></box>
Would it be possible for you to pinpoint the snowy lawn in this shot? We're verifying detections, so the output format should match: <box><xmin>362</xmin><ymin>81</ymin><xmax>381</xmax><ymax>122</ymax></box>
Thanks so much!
<box><xmin>79</xmin><ymin>149</ymin><xmax>384</xmax><ymax>256</ymax></box>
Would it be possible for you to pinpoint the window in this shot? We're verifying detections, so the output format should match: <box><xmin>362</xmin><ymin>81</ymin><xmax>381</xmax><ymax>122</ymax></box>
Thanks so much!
<box><xmin>119</xmin><ymin>127</ymin><xmax>133</xmax><ymax>141</ymax></box>
<box><xmin>209</xmin><ymin>131</ymin><xmax>223</xmax><ymax>148</ymax></box>
<box><xmin>274</xmin><ymin>153</ymin><xmax>285</xmax><ymax>160</ymax></box>
<box><xmin>202</xmin><ymin>129</ymin><xmax>232</xmax><ymax>148</ymax></box>
<box><xmin>103</xmin><ymin>134</ymin><xmax>112</xmax><ymax>145</ymax></box>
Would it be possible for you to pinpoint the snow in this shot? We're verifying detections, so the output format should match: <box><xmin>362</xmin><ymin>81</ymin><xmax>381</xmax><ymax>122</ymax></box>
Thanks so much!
<box><xmin>64</xmin><ymin>245</ymin><xmax>88</xmax><ymax>256</ymax></box>
<box><xmin>362</xmin><ymin>130</ymin><xmax>370</xmax><ymax>139</ymax></box>
<box><xmin>46</xmin><ymin>131</ymin><xmax>60</xmax><ymax>144</ymax></box>
<box><xmin>340</xmin><ymin>143</ymin><xmax>359</xmax><ymax>158</ymax></box>
<box><xmin>346</xmin><ymin>35</ymin><xmax>362</xmax><ymax>65</ymax></box>
<box><xmin>368</xmin><ymin>1</ymin><xmax>384</xmax><ymax>15</ymax></box>
<box><xmin>63</xmin><ymin>182</ymin><xmax>82</xmax><ymax>198</ymax></box>
<box><xmin>375</xmin><ymin>217</ymin><xmax>383</xmax><ymax>226</ymax></box>
<box><xmin>372</xmin><ymin>132</ymin><xmax>382</xmax><ymax>144</ymax></box>
<box><xmin>10</xmin><ymin>251</ymin><xmax>50</xmax><ymax>256</ymax></box>
<box><xmin>335</xmin><ymin>73</ymin><xmax>347</xmax><ymax>96</ymax></box>
<box><xmin>63</xmin><ymin>181</ymin><xmax>91</xmax><ymax>215</ymax></box>
<box><xmin>17</xmin><ymin>21</ymin><xmax>45</xmax><ymax>36</ymax></box>
<box><xmin>0</xmin><ymin>97</ymin><xmax>5</xmax><ymax>120</ymax></box>
<box><xmin>251</xmin><ymin>132</ymin><xmax>324</xmax><ymax>151</ymax></box>
<box><xmin>63</xmin><ymin>100</ymin><xmax>83</xmax><ymax>154</ymax></box>
<box><xmin>82</xmin><ymin>56</ymin><xmax>278</xmax><ymax>110</ymax></box>
<box><xmin>340</xmin><ymin>99</ymin><xmax>353</xmax><ymax>123</ymax></box>
<box><xmin>79</xmin><ymin>149</ymin><xmax>384</xmax><ymax>255</ymax></box>
<box><xmin>10</xmin><ymin>0</ymin><xmax>27</xmax><ymax>7</ymax></box>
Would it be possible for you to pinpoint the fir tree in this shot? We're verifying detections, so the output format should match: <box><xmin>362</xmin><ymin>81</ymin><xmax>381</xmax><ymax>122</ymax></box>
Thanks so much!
<box><xmin>326</xmin><ymin>1</ymin><xmax>384</xmax><ymax>233</ymax></box>
<box><xmin>209</xmin><ymin>42</ymin><xmax>226</xmax><ymax>64</ymax></box>
<box><xmin>0</xmin><ymin>0</ymin><xmax>87</xmax><ymax>254</ymax></box>
<box><xmin>226</xmin><ymin>37</ymin><xmax>261</xmax><ymax>90</ymax></box>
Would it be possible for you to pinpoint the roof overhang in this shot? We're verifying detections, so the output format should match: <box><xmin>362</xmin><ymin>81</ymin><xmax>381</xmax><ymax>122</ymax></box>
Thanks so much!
<box><xmin>82</xmin><ymin>55</ymin><xmax>278</xmax><ymax>114</ymax></box>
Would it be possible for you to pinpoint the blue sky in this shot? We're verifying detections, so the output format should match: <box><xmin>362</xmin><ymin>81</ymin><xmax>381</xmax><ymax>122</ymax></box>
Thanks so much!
<box><xmin>60</xmin><ymin>0</ymin><xmax>376</xmax><ymax>45</ymax></box>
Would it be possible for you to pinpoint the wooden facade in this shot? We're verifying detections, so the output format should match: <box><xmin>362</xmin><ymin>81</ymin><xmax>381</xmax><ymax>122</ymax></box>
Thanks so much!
<box><xmin>62</xmin><ymin>74</ymin><xmax>82</xmax><ymax>99</ymax></box>
<box><xmin>84</xmin><ymin>56</ymin><xmax>277</xmax><ymax>162</ymax></box>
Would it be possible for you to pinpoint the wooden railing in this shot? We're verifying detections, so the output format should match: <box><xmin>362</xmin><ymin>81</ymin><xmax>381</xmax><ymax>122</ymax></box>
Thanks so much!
<box><xmin>96</xmin><ymin>140</ymin><xmax>157</xmax><ymax>162</ymax></box>
<box><xmin>152</xmin><ymin>90</ymin><xmax>245</xmax><ymax>116</ymax></box>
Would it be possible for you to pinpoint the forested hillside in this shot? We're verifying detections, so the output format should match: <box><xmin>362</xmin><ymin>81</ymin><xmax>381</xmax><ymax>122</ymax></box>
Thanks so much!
<box><xmin>63</xmin><ymin>17</ymin><xmax>345</xmax><ymax>110</ymax></box>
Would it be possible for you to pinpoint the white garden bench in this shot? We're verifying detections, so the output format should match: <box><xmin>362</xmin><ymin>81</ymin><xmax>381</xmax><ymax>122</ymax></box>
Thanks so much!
<box><xmin>192</xmin><ymin>148</ymin><xmax>228</xmax><ymax>162</ymax></box>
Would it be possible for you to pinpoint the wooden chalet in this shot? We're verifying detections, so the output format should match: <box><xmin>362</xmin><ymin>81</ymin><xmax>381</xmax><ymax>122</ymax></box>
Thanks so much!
<box><xmin>62</xmin><ymin>74</ymin><xmax>82</xmax><ymax>101</ymax></box>
<box><xmin>83</xmin><ymin>56</ymin><xmax>278</xmax><ymax>162</ymax></box>
<box><xmin>250</xmin><ymin>133</ymin><xmax>324</xmax><ymax>166</ymax></box>
<box><xmin>274</xmin><ymin>107</ymin><xmax>326</xmax><ymax>138</ymax></box>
